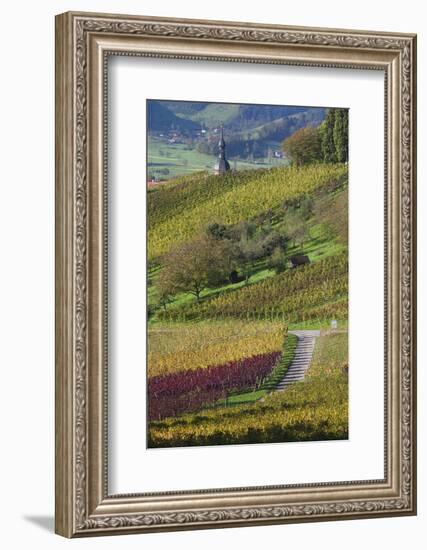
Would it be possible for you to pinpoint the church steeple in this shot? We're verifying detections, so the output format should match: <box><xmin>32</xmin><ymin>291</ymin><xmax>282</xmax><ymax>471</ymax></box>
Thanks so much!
<box><xmin>218</xmin><ymin>126</ymin><xmax>226</xmax><ymax>157</ymax></box>
<box><xmin>214</xmin><ymin>126</ymin><xmax>231</xmax><ymax>175</ymax></box>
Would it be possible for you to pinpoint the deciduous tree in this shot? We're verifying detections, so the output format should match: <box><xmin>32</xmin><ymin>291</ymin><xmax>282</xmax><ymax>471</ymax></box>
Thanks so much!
<box><xmin>159</xmin><ymin>236</ymin><xmax>234</xmax><ymax>301</ymax></box>
<box><xmin>268</xmin><ymin>246</ymin><xmax>288</xmax><ymax>274</ymax></box>
<box><xmin>282</xmin><ymin>126</ymin><xmax>322</xmax><ymax>166</ymax></box>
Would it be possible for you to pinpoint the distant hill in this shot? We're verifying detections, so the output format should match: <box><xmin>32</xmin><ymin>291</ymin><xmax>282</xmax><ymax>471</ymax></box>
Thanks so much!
<box><xmin>219</xmin><ymin>104</ymin><xmax>315</xmax><ymax>131</ymax></box>
<box><xmin>147</xmin><ymin>100</ymin><xmax>201</xmax><ymax>133</ymax></box>
<box><xmin>162</xmin><ymin>101</ymin><xmax>319</xmax><ymax>129</ymax></box>
<box><xmin>146</xmin><ymin>100</ymin><xmax>327</xmax><ymax>181</ymax></box>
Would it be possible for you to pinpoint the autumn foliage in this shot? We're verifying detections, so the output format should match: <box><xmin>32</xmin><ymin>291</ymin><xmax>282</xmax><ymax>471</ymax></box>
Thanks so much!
<box><xmin>282</xmin><ymin>126</ymin><xmax>322</xmax><ymax>166</ymax></box>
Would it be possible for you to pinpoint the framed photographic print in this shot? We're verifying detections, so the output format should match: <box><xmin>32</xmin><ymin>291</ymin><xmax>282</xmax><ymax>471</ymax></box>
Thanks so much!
<box><xmin>55</xmin><ymin>11</ymin><xmax>417</xmax><ymax>537</ymax></box>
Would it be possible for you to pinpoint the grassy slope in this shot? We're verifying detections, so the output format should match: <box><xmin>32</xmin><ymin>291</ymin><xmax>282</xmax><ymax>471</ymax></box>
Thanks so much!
<box><xmin>148</xmin><ymin>214</ymin><xmax>346</xmax><ymax>319</ymax></box>
<box><xmin>156</xmin><ymin>253</ymin><xmax>348</xmax><ymax>326</ymax></box>
<box><xmin>148</xmin><ymin>163</ymin><xmax>347</xmax><ymax>259</ymax></box>
<box><xmin>310</xmin><ymin>331</ymin><xmax>348</xmax><ymax>373</ymax></box>
<box><xmin>181</xmin><ymin>103</ymin><xmax>240</xmax><ymax>127</ymax></box>
<box><xmin>148</xmin><ymin>163</ymin><xmax>345</xmax><ymax>229</ymax></box>
<box><xmin>148</xmin><ymin>164</ymin><xmax>348</xmax><ymax>328</ymax></box>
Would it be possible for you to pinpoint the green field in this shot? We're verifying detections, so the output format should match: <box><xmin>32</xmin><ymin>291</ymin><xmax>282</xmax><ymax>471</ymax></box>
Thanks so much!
<box><xmin>148</xmin><ymin>136</ymin><xmax>287</xmax><ymax>181</ymax></box>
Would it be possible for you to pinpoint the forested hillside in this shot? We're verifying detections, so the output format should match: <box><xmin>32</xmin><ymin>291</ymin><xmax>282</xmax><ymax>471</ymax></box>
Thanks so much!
<box><xmin>147</xmin><ymin>100</ymin><xmax>327</xmax><ymax>180</ymax></box>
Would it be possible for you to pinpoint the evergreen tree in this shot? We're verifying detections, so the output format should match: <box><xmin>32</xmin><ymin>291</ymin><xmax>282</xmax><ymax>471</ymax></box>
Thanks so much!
<box><xmin>320</xmin><ymin>109</ymin><xmax>336</xmax><ymax>163</ymax></box>
<box><xmin>319</xmin><ymin>108</ymin><xmax>348</xmax><ymax>163</ymax></box>
<box><xmin>333</xmin><ymin>109</ymin><xmax>349</xmax><ymax>163</ymax></box>
<box><xmin>342</xmin><ymin>109</ymin><xmax>349</xmax><ymax>162</ymax></box>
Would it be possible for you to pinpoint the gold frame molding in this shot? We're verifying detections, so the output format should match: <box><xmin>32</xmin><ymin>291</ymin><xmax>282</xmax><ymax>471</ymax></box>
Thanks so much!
<box><xmin>55</xmin><ymin>11</ymin><xmax>417</xmax><ymax>538</ymax></box>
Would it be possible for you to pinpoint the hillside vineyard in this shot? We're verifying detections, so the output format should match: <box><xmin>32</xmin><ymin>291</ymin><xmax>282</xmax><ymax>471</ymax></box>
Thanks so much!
<box><xmin>146</xmin><ymin>101</ymin><xmax>349</xmax><ymax>448</ymax></box>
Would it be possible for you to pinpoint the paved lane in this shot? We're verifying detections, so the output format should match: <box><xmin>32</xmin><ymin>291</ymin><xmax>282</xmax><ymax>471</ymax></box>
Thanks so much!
<box><xmin>275</xmin><ymin>330</ymin><xmax>320</xmax><ymax>391</ymax></box>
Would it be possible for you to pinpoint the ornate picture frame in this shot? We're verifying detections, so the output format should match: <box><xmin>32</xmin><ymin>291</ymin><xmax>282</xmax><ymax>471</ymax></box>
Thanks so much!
<box><xmin>55</xmin><ymin>11</ymin><xmax>417</xmax><ymax>537</ymax></box>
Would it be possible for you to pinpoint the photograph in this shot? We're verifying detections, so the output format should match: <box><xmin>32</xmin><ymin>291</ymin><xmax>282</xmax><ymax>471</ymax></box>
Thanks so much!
<box><xmin>52</xmin><ymin>8</ymin><xmax>416</xmax><ymax>538</ymax></box>
<box><xmin>146</xmin><ymin>99</ymin><xmax>349</xmax><ymax>448</ymax></box>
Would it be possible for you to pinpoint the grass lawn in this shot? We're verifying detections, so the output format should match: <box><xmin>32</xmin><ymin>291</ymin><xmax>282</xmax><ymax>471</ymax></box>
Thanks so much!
<box><xmin>288</xmin><ymin>319</ymin><xmax>348</xmax><ymax>330</ymax></box>
<box><xmin>148</xmin><ymin>258</ymin><xmax>277</xmax><ymax>320</ymax></box>
<box><xmin>310</xmin><ymin>330</ymin><xmax>348</xmax><ymax>372</ymax></box>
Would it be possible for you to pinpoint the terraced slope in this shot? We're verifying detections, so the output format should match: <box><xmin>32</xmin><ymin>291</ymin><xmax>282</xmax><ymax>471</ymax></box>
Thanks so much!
<box><xmin>148</xmin><ymin>164</ymin><xmax>347</xmax><ymax>259</ymax></box>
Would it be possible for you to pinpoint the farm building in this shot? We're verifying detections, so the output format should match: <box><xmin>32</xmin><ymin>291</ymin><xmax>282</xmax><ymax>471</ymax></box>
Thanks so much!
<box><xmin>288</xmin><ymin>255</ymin><xmax>310</xmax><ymax>268</ymax></box>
